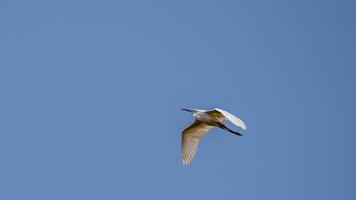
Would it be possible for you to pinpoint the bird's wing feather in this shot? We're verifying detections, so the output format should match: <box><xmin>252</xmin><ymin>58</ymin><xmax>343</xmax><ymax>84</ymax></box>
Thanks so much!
<box><xmin>213</xmin><ymin>108</ymin><xmax>247</xmax><ymax>130</ymax></box>
<box><xmin>181</xmin><ymin>120</ymin><xmax>213</xmax><ymax>166</ymax></box>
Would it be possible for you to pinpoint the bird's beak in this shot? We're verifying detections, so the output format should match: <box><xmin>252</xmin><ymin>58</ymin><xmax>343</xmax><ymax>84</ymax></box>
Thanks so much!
<box><xmin>181</xmin><ymin>108</ymin><xmax>192</xmax><ymax>113</ymax></box>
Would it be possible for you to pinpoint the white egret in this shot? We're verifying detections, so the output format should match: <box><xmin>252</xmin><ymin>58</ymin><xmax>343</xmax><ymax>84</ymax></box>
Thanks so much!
<box><xmin>181</xmin><ymin>108</ymin><xmax>246</xmax><ymax>166</ymax></box>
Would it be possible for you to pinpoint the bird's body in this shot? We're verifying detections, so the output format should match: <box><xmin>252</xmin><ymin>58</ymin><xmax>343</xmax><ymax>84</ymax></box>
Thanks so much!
<box><xmin>181</xmin><ymin>108</ymin><xmax>246</xmax><ymax>166</ymax></box>
<box><xmin>191</xmin><ymin>110</ymin><xmax>216</xmax><ymax>123</ymax></box>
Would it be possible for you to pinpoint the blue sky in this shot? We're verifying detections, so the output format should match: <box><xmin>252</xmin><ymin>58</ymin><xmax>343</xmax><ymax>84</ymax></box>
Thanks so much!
<box><xmin>1</xmin><ymin>0</ymin><xmax>355</xmax><ymax>199</ymax></box>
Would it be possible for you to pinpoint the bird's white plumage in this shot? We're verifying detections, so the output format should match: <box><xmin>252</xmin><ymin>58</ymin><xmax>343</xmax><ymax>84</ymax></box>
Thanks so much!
<box><xmin>214</xmin><ymin>108</ymin><xmax>247</xmax><ymax>130</ymax></box>
<box><xmin>181</xmin><ymin>108</ymin><xmax>246</xmax><ymax>166</ymax></box>
<box><xmin>181</xmin><ymin>120</ymin><xmax>213</xmax><ymax>165</ymax></box>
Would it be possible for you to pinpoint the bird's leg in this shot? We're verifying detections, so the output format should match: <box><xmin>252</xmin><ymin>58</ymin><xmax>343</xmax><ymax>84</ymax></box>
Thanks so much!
<box><xmin>215</xmin><ymin>122</ymin><xmax>243</xmax><ymax>136</ymax></box>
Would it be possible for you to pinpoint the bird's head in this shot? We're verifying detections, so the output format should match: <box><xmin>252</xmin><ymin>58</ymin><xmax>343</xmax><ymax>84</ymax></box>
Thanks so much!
<box><xmin>181</xmin><ymin>108</ymin><xmax>192</xmax><ymax>113</ymax></box>
<box><xmin>181</xmin><ymin>108</ymin><xmax>199</xmax><ymax>114</ymax></box>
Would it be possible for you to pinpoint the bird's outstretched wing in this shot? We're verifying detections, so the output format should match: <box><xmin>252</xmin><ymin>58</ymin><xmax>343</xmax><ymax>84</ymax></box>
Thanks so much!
<box><xmin>207</xmin><ymin>108</ymin><xmax>247</xmax><ymax>130</ymax></box>
<box><xmin>181</xmin><ymin>120</ymin><xmax>213</xmax><ymax>166</ymax></box>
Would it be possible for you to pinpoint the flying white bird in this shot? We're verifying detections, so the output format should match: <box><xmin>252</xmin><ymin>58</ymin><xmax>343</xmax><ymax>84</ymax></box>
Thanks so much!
<box><xmin>181</xmin><ymin>108</ymin><xmax>246</xmax><ymax>166</ymax></box>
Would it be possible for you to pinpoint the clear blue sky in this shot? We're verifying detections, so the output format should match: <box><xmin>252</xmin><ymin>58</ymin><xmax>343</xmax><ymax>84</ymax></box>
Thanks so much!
<box><xmin>1</xmin><ymin>0</ymin><xmax>355</xmax><ymax>199</ymax></box>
